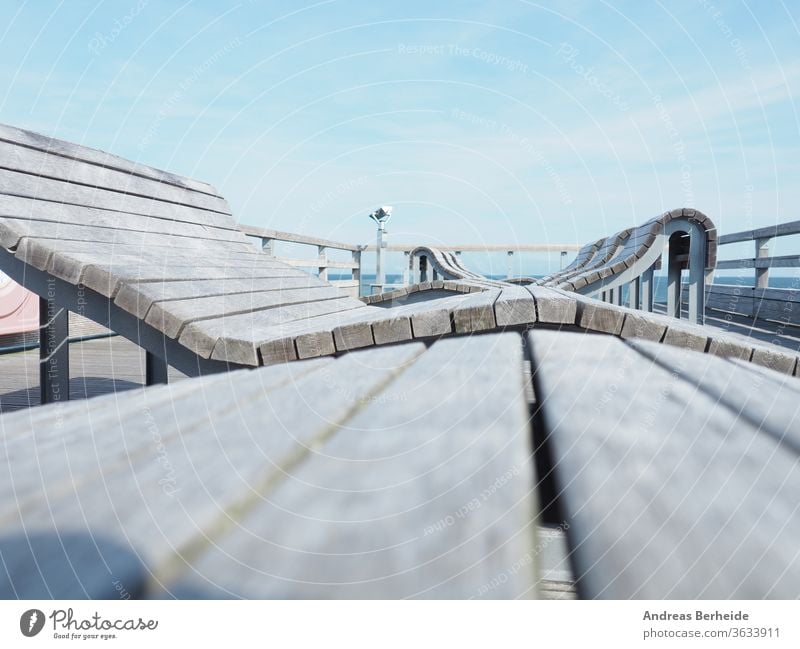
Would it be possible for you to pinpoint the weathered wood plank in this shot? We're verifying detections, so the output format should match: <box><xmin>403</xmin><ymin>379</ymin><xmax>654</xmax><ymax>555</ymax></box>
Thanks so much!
<box><xmin>166</xmin><ymin>333</ymin><xmax>537</xmax><ymax>598</ymax></box>
<box><xmin>0</xmin><ymin>344</ymin><xmax>425</xmax><ymax>597</ymax></box>
<box><xmin>529</xmin><ymin>329</ymin><xmax>800</xmax><ymax>598</ymax></box>
<box><xmin>494</xmin><ymin>285</ymin><xmax>537</xmax><ymax>327</ymax></box>
<box><xmin>180</xmin><ymin>297</ymin><xmax>365</xmax><ymax>363</ymax></box>
<box><xmin>146</xmin><ymin>286</ymin><xmax>347</xmax><ymax>339</ymax></box>
<box><xmin>452</xmin><ymin>289</ymin><xmax>499</xmax><ymax>333</ymax></box>
<box><xmin>114</xmin><ymin>274</ymin><xmax>321</xmax><ymax>319</ymax></box>
<box><xmin>526</xmin><ymin>287</ymin><xmax>578</xmax><ymax>324</ymax></box>
<box><xmin>0</xmin><ymin>168</ymin><xmax>234</xmax><ymax>230</ymax></box>
<box><xmin>0</xmin><ymin>140</ymin><xmax>229</xmax><ymax>214</ymax></box>
<box><xmin>15</xmin><ymin>238</ymin><xmax>263</xmax><ymax>273</ymax></box>
<box><xmin>0</xmin><ymin>123</ymin><xmax>219</xmax><ymax>196</ymax></box>
<box><xmin>0</xmin><ymin>196</ymin><xmax>247</xmax><ymax>244</ymax></box>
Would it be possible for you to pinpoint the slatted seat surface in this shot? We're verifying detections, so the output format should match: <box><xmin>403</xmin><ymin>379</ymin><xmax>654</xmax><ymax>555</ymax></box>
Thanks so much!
<box><xmin>529</xmin><ymin>329</ymin><xmax>800</xmax><ymax>598</ymax></box>
<box><xmin>3</xmin><ymin>325</ymin><xmax>798</xmax><ymax>599</ymax></box>
<box><xmin>0</xmin><ymin>333</ymin><xmax>536</xmax><ymax>599</ymax></box>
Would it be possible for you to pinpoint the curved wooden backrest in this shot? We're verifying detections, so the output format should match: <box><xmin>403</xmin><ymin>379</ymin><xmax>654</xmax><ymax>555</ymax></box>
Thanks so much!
<box><xmin>0</xmin><ymin>124</ymin><xmax>366</xmax><ymax>365</ymax></box>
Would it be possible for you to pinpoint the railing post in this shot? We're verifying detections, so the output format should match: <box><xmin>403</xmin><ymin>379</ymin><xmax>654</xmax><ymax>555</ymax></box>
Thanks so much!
<box><xmin>261</xmin><ymin>237</ymin><xmax>274</xmax><ymax>256</ymax></box>
<box><xmin>755</xmin><ymin>237</ymin><xmax>771</xmax><ymax>289</ymax></box>
<box><xmin>352</xmin><ymin>249</ymin><xmax>362</xmax><ymax>296</ymax></box>
<box><xmin>506</xmin><ymin>251</ymin><xmax>514</xmax><ymax>279</ymax></box>
<box><xmin>39</xmin><ymin>293</ymin><xmax>69</xmax><ymax>405</ymax></box>
<box><xmin>318</xmin><ymin>245</ymin><xmax>328</xmax><ymax>282</ymax></box>
<box><xmin>403</xmin><ymin>251</ymin><xmax>411</xmax><ymax>285</ymax></box>
<box><xmin>420</xmin><ymin>255</ymin><xmax>428</xmax><ymax>283</ymax></box>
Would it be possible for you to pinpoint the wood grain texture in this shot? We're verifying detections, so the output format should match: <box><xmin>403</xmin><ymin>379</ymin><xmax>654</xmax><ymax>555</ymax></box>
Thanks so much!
<box><xmin>0</xmin><ymin>123</ymin><xmax>219</xmax><ymax>196</ymax></box>
<box><xmin>0</xmin><ymin>139</ymin><xmax>229</xmax><ymax>213</ymax></box>
<box><xmin>530</xmin><ymin>329</ymin><xmax>800</xmax><ymax>598</ymax></box>
<box><xmin>166</xmin><ymin>333</ymin><xmax>537</xmax><ymax>598</ymax></box>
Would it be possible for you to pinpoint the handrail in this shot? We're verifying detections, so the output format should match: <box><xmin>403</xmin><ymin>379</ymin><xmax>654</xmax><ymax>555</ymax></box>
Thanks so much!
<box><xmin>239</xmin><ymin>223</ymin><xmax>363</xmax><ymax>295</ymax></box>
<box><xmin>362</xmin><ymin>243</ymin><xmax>582</xmax><ymax>253</ymax></box>
<box><xmin>238</xmin><ymin>224</ymin><xmax>362</xmax><ymax>253</ymax></box>
<box><xmin>715</xmin><ymin>219</ymin><xmax>800</xmax><ymax>288</ymax></box>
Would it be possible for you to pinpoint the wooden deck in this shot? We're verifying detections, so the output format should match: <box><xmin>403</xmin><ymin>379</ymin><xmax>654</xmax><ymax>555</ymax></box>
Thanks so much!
<box><xmin>655</xmin><ymin>303</ymin><xmax>800</xmax><ymax>353</ymax></box>
<box><xmin>0</xmin><ymin>336</ymin><xmax>186</xmax><ymax>413</ymax></box>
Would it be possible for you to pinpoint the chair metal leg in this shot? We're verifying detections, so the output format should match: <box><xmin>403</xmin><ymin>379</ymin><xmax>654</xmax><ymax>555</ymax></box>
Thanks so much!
<box><xmin>146</xmin><ymin>351</ymin><xmax>169</xmax><ymax>386</ymax></box>
<box><xmin>641</xmin><ymin>267</ymin><xmax>654</xmax><ymax>312</ymax></box>
<box><xmin>39</xmin><ymin>296</ymin><xmax>69</xmax><ymax>405</ymax></box>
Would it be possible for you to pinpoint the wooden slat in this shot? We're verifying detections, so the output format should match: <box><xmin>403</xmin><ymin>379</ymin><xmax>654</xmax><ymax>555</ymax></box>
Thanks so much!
<box><xmin>529</xmin><ymin>329</ymin><xmax>800</xmax><ymax>598</ymax></box>
<box><xmin>0</xmin><ymin>196</ymin><xmax>247</xmax><ymax>246</ymax></box>
<box><xmin>114</xmin><ymin>274</ymin><xmax>323</xmax><ymax>319</ymax></box>
<box><xmin>0</xmin><ymin>344</ymin><xmax>423</xmax><ymax>598</ymax></box>
<box><xmin>165</xmin><ymin>333</ymin><xmax>537</xmax><ymax>598</ymax></box>
<box><xmin>0</xmin><ymin>169</ymin><xmax>235</xmax><ymax>230</ymax></box>
<box><xmin>0</xmin><ymin>123</ymin><xmax>218</xmax><ymax>196</ymax></box>
<box><xmin>452</xmin><ymin>289</ymin><xmax>500</xmax><ymax>333</ymax></box>
<box><xmin>146</xmin><ymin>286</ymin><xmax>349</xmax><ymax>339</ymax></box>
<box><xmin>15</xmin><ymin>238</ymin><xmax>262</xmax><ymax>273</ymax></box>
<box><xmin>0</xmin><ymin>140</ymin><xmax>229</xmax><ymax>214</ymax></box>
<box><xmin>179</xmin><ymin>297</ymin><xmax>366</xmax><ymax>363</ymax></box>
<box><xmin>526</xmin><ymin>287</ymin><xmax>578</xmax><ymax>324</ymax></box>
<box><xmin>494</xmin><ymin>285</ymin><xmax>537</xmax><ymax>327</ymax></box>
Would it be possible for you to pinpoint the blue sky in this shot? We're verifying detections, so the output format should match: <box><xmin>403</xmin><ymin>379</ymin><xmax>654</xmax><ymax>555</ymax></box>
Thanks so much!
<box><xmin>1</xmin><ymin>1</ymin><xmax>798</xmax><ymax>274</ymax></box>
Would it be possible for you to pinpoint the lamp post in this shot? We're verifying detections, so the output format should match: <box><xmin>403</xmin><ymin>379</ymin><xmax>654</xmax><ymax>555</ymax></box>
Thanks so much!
<box><xmin>369</xmin><ymin>206</ymin><xmax>392</xmax><ymax>294</ymax></box>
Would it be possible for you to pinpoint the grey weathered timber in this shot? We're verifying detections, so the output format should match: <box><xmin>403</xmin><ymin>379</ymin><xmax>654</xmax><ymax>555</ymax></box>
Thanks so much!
<box><xmin>166</xmin><ymin>333</ymin><xmax>536</xmax><ymax>598</ymax></box>
<box><xmin>546</xmin><ymin>209</ymin><xmax>714</xmax><ymax>325</ymax></box>
<box><xmin>494</xmin><ymin>285</ymin><xmax>537</xmax><ymax>327</ymax></box>
<box><xmin>0</xmin><ymin>139</ymin><xmax>229</xmax><ymax>213</ymax></box>
<box><xmin>239</xmin><ymin>224</ymin><xmax>361</xmax><ymax>252</ymax></box>
<box><xmin>144</xmin><ymin>286</ymin><xmax>348</xmax><ymax>339</ymax></box>
<box><xmin>0</xmin><ymin>337</ymin><xmax>536</xmax><ymax>598</ymax></box>
<box><xmin>716</xmin><ymin>255</ymin><xmax>800</xmax><ymax>270</ymax></box>
<box><xmin>180</xmin><ymin>297</ymin><xmax>366</xmax><ymax>364</ymax></box>
<box><xmin>114</xmin><ymin>274</ymin><xmax>324</xmax><ymax>320</ymax></box>
<box><xmin>0</xmin><ymin>168</ymin><xmax>233</xmax><ymax>229</ymax></box>
<box><xmin>0</xmin><ymin>123</ymin><xmax>219</xmax><ymax>195</ymax></box>
<box><xmin>530</xmin><ymin>329</ymin><xmax>800</xmax><ymax>598</ymax></box>
<box><xmin>526</xmin><ymin>286</ymin><xmax>578</xmax><ymax>324</ymax></box>
<box><xmin>452</xmin><ymin>289</ymin><xmax>500</xmax><ymax>333</ymax></box>
<box><xmin>0</xmin><ymin>198</ymin><xmax>247</xmax><ymax>244</ymax></box>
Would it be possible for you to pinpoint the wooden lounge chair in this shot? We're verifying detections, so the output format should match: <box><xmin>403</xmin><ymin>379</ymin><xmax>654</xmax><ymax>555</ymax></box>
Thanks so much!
<box><xmin>0</xmin><ymin>123</ymin><xmax>787</xmax><ymax>406</ymax></box>
<box><xmin>1</xmin><ymin>328</ymin><xmax>798</xmax><ymax>598</ymax></box>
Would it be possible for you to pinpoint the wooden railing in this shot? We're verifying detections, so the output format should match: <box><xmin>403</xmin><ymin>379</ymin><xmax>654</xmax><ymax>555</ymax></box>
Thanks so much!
<box><xmin>704</xmin><ymin>220</ymin><xmax>800</xmax><ymax>327</ymax></box>
<box><xmin>240</xmin><ymin>225</ymin><xmax>363</xmax><ymax>297</ymax></box>
<box><xmin>362</xmin><ymin>243</ymin><xmax>582</xmax><ymax>283</ymax></box>
<box><xmin>716</xmin><ymin>220</ymin><xmax>800</xmax><ymax>287</ymax></box>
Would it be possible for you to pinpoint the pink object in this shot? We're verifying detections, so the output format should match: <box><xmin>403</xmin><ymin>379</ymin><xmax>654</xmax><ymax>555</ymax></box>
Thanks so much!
<box><xmin>0</xmin><ymin>272</ymin><xmax>38</xmax><ymax>335</ymax></box>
